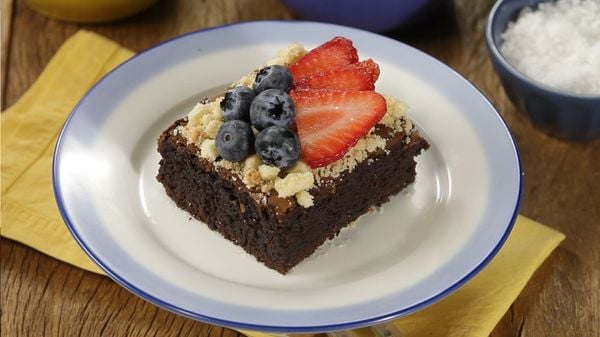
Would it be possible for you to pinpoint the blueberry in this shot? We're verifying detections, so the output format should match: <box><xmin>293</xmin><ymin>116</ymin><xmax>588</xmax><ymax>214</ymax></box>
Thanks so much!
<box><xmin>253</xmin><ymin>65</ymin><xmax>293</xmax><ymax>93</ymax></box>
<box><xmin>215</xmin><ymin>120</ymin><xmax>255</xmax><ymax>162</ymax></box>
<box><xmin>220</xmin><ymin>86</ymin><xmax>256</xmax><ymax>121</ymax></box>
<box><xmin>250</xmin><ymin>89</ymin><xmax>295</xmax><ymax>131</ymax></box>
<box><xmin>255</xmin><ymin>126</ymin><xmax>300</xmax><ymax>169</ymax></box>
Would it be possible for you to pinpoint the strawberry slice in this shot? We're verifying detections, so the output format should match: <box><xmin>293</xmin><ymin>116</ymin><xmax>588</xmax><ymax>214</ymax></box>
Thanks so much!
<box><xmin>291</xmin><ymin>89</ymin><xmax>387</xmax><ymax>168</ymax></box>
<box><xmin>294</xmin><ymin>59</ymin><xmax>380</xmax><ymax>91</ymax></box>
<box><xmin>289</xmin><ymin>37</ymin><xmax>358</xmax><ymax>81</ymax></box>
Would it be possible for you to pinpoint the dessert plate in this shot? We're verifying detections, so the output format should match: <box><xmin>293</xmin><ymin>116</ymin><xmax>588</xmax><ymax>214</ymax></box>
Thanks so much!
<box><xmin>53</xmin><ymin>21</ymin><xmax>521</xmax><ymax>333</ymax></box>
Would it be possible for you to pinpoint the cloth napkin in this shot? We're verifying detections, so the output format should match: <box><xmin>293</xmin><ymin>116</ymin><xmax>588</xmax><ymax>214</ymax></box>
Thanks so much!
<box><xmin>1</xmin><ymin>30</ymin><xmax>565</xmax><ymax>337</ymax></box>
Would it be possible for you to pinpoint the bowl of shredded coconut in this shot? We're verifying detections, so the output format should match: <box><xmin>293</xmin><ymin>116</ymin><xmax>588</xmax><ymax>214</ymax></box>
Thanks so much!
<box><xmin>486</xmin><ymin>0</ymin><xmax>600</xmax><ymax>140</ymax></box>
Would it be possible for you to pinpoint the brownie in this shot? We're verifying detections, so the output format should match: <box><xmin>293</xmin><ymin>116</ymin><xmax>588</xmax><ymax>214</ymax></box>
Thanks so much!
<box><xmin>157</xmin><ymin>119</ymin><xmax>429</xmax><ymax>274</ymax></box>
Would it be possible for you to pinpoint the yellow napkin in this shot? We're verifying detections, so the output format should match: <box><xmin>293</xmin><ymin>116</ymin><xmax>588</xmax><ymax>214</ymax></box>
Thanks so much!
<box><xmin>1</xmin><ymin>30</ymin><xmax>133</xmax><ymax>273</ymax></box>
<box><xmin>1</xmin><ymin>30</ymin><xmax>565</xmax><ymax>337</ymax></box>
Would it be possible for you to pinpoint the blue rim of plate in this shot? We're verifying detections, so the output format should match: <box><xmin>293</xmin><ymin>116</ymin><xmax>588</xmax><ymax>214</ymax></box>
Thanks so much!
<box><xmin>53</xmin><ymin>20</ymin><xmax>522</xmax><ymax>333</ymax></box>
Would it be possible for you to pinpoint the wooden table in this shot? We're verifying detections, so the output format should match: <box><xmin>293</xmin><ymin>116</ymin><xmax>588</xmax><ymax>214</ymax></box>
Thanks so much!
<box><xmin>2</xmin><ymin>0</ymin><xmax>598</xmax><ymax>336</ymax></box>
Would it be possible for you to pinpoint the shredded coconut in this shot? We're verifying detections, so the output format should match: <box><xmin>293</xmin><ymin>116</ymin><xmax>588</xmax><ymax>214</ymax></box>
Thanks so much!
<box><xmin>500</xmin><ymin>0</ymin><xmax>600</xmax><ymax>95</ymax></box>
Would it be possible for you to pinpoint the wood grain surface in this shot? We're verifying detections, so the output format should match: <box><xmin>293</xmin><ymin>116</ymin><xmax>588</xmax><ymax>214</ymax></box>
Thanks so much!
<box><xmin>1</xmin><ymin>0</ymin><xmax>598</xmax><ymax>336</ymax></box>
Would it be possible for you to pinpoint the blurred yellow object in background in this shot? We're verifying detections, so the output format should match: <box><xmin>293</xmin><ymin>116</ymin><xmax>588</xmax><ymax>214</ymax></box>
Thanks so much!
<box><xmin>25</xmin><ymin>0</ymin><xmax>158</xmax><ymax>23</ymax></box>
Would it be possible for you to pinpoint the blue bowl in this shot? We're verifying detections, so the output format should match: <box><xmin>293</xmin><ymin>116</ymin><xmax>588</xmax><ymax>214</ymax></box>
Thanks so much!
<box><xmin>485</xmin><ymin>0</ymin><xmax>600</xmax><ymax>141</ymax></box>
<box><xmin>281</xmin><ymin>0</ymin><xmax>444</xmax><ymax>33</ymax></box>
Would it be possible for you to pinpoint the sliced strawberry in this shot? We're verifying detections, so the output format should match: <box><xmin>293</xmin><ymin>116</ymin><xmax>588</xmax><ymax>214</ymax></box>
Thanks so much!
<box><xmin>294</xmin><ymin>59</ymin><xmax>380</xmax><ymax>91</ymax></box>
<box><xmin>289</xmin><ymin>37</ymin><xmax>358</xmax><ymax>81</ymax></box>
<box><xmin>291</xmin><ymin>89</ymin><xmax>387</xmax><ymax>168</ymax></box>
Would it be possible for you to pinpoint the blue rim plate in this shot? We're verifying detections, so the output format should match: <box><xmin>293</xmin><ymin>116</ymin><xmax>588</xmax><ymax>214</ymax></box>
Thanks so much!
<box><xmin>53</xmin><ymin>21</ymin><xmax>521</xmax><ymax>333</ymax></box>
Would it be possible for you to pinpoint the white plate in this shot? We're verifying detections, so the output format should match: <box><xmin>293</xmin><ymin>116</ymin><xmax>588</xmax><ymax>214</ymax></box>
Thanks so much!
<box><xmin>53</xmin><ymin>21</ymin><xmax>521</xmax><ymax>333</ymax></box>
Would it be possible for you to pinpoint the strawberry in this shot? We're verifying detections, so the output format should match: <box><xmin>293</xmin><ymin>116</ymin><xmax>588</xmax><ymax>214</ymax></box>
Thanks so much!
<box><xmin>294</xmin><ymin>59</ymin><xmax>380</xmax><ymax>91</ymax></box>
<box><xmin>289</xmin><ymin>37</ymin><xmax>358</xmax><ymax>81</ymax></box>
<box><xmin>291</xmin><ymin>89</ymin><xmax>387</xmax><ymax>168</ymax></box>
